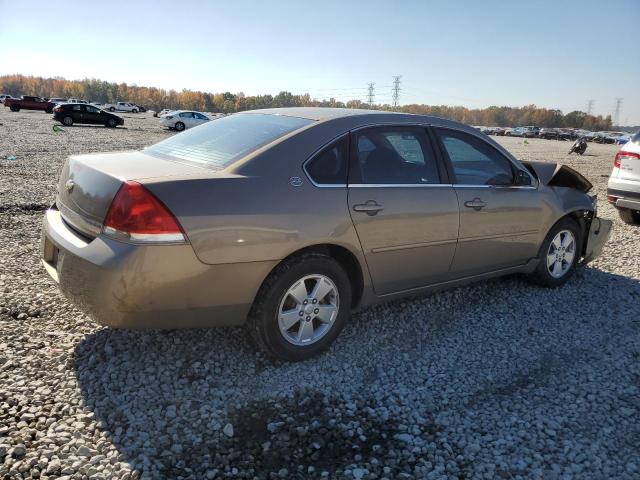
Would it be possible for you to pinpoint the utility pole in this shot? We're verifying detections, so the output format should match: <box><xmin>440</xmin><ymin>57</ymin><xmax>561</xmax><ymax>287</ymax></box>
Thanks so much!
<box><xmin>392</xmin><ymin>75</ymin><xmax>402</xmax><ymax>108</ymax></box>
<box><xmin>587</xmin><ymin>99</ymin><xmax>594</xmax><ymax>115</ymax></box>
<box><xmin>367</xmin><ymin>82</ymin><xmax>375</xmax><ymax>107</ymax></box>
<box><xmin>613</xmin><ymin>98</ymin><xmax>623</xmax><ymax>126</ymax></box>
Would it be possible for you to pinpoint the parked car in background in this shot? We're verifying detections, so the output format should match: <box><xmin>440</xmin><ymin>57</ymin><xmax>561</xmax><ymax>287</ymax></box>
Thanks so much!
<box><xmin>158</xmin><ymin>109</ymin><xmax>174</xmax><ymax>117</ymax></box>
<box><xmin>103</xmin><ymin>102</ymin><xmax>140</xmax><ymax>113</ymax></box>
<box><xmin>4</xmin><ymin>96</ymin><xmax>56</xmax><ymax>113</ymax></box>
<box><xmin>53</xmin><ymin>103</ymin><xmax>124</xmax><ymax>128</ymax></box>
<box><xmin>486</xmin><ymin>127</ymin><xmax>506</xmax><ymax>136</ymax></box>
<box><xmin>607</xmin><ymin>131</ymin><xmax>640</xmax><ymax>224</ymax></box>
<box><xmin>41</xmin><ymin>108</ymin><xmax>611</xmax><ymax>361</ymax></box>
<box><xmin>593</xmin><ymin>132</ymin><xmax>617</xmax><ymax>144</ymax></box>
<box><xmin>608</xmin><ymin>132</ymin><xmax>631</xmax><ymax>145</ymax></box>
<box><xmin>134</xmin><ymin>104</ymin><xmax>147</xmax><ymax>112</ymax></box>
<box><xmin>507</xmin><ymin>126</ymin><xmax>536</xmax><ymax>138</ymax></box>
<box><xmin>0</xmin><ymin>94</ymin><xmax>13</xmax><ymax>104</ymax></box>
<box><xmin>160</xmin><ymin>110</ymin><xmax>210</xmax><ymax>131</ymax></box>
<box><xmin>66</xmin><ymin>99</ymin><xmax>88</xmax><ymax>104</ymax></box>
<box><xmin>49</xmin><ymin>98</ymin><xmax>67</xmax><ymax>105</ymax></box>
<box><xmin>539</xmin><ymin>128</ymin><xmax>560</xmax><ymax>140</ymax></box>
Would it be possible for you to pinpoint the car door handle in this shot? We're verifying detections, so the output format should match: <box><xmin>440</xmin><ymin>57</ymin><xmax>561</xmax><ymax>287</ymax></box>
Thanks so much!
<box><xmin>464</xmin><ymin>198</ymin><xmax>486</xmax><ymax>211</ymax></box>
<box><xmin>353</xmin><ymin>201</ymin><xmax>384</xmax><ymax>216</ymax></box>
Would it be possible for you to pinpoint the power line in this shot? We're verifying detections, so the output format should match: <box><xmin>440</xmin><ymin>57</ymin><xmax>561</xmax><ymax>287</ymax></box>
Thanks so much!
<box><xmin>613</xmin><ymin>98</ymin><xmax>623</xmax><ymax>126</ymax></box>
<box><xmin>392</xmin><ymin>75</ymin><xmax>402</xmax><ymax>108</ymax></box>
<box><xmin>587</xmin><ymin>99</ymin><xmax>594</xmax><ymax>115</ymax></box>
<box><xmin>367</xmin><ymin>82</ymin><xmax>375</xmax><ymax>106</ymax></box>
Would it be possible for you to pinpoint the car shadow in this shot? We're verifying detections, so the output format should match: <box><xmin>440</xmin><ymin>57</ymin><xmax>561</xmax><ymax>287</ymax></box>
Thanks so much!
<box><xmin>73</xmin><ymin>267</ymin><xmax>640</xmax><ymax>476</ymax></box>
<box><xmin>52</xmin><ymin>123</ymin><xmax>128</xmax><ymax>129</ymax></box>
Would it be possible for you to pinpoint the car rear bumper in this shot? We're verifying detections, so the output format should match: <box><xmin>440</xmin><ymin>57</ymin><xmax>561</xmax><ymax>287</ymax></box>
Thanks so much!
<box><xmin>40</xmin><ymin>208</ymin><xmax>276</xmax><ymax>329</ymax></box>
<box><xmin>583</xmin><ymin>216</ymin><xmax>613</xmax><ymax>263</ymax></box>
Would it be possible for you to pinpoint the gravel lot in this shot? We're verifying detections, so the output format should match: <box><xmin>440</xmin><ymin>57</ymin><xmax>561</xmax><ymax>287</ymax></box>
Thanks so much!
<box><xmin>1</xmin><ymin>108</ymin><xmax>638</xmax><ymax>479</ymax></box>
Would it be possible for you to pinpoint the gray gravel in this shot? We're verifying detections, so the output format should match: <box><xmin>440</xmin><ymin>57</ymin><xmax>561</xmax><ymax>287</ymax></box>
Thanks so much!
<box><xmin>1</xmin><ymin>109</ymin><xmax>639</xmax><ymax>479</ymax></box>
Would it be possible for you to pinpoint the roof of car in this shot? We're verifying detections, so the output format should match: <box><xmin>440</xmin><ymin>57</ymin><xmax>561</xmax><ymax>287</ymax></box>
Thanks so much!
<box><xmin>240</xmin><ymin>107</ymin><xmax>400</xmax><ymax>121</ymax></box>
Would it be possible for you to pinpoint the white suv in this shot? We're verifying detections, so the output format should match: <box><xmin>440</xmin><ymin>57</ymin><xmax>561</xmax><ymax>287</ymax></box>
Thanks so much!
<box><xmin>607</xmin><ymin>131</ymin><xmax>640</xmax><ymax>224</ymax></box>
<box><xmin>104</xmin><ymin>102</ymin><xmax>139</xmax><ymax>113</ymax></box>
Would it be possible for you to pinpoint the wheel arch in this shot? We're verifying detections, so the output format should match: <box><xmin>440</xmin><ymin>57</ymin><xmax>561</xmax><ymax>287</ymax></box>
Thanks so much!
<box><xmin>254</xmin><ymin>243</ymin><xmax>366</xmax><ymax>310</ymax></box>
<box><xmin>544</xmin><ymin>208</ymin><xmax>593</xmax><ymax>259</ymax></box>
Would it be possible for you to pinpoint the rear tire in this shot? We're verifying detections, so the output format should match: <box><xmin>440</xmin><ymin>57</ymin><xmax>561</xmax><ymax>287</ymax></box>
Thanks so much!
<box><xmin>132</xmin><ymin>109</ymin><xmax>138</xmax><ymax>113</ymax></box>
<box><xmin>527</xmin><ymin>218</ymin><xmax>582</xmax><ymax>287</ymax></box>
<box><xmin>619</xmin><ymin>208</ymin><xmax>640</xmax><ymax>225</ymax></box>
<box><xmin>62</xmin><ymin>116</ymin><xmax>73</xmax><ymax>126</ymax></box>
<box><xmin>174</xmin><ymin>121</ymin><xmax>185</xmax><ymax>131</ymax></box>
<box><xmin>109</xmin><ymin>107</ymin><xmax>115</xmax><ymax>112</ymax></box>
<box><xmin>45</xmin><ymin>107</ymin><xmax>53</xmax><ymax>114</ymax></box>
<box><xmin>247</xmin><ymin>252</ymin><xmax>352</xmax><ymax>361</ymax></box>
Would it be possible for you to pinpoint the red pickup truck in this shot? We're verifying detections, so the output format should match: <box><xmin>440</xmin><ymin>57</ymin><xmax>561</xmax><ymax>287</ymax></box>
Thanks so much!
<box><xmin>4</xmin><ymin>96</ymin><xmax>56</xmax><ymax>113</ymax></box>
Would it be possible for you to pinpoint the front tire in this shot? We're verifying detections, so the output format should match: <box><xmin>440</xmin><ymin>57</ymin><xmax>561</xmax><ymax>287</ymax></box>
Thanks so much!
<box><xmin>247</xmin><ymin>253</ymin><xmax>352</xmax><ymax>361</ymax></box>
<box><xmin>106</xmin><ymin>118</ymin><xmax>117</xmax><ymax>128</ymax></box>
<box><xmin>109</xmin><ymin>107</ymin><xmax>115</xmax><ymax>112</ymax></box>
<box><xmin>10</xmin><ymin>105</ymin><xmax>19</xmax><ymax>112</ymax></box>
<box><xmin>527</xmin><ymin>218</ymin><xmax>582</xmax><ymax>287</ymax></box>
<box><xmin>132</xmin><ymin>109</ymin><xmax>138</xmax><ymax>113</ymax></box>
<box><xmin>174</xmin><ymin>121</ymin><xmax>185</xmax><ymax>131</ymax></box>
<box><xmin>62</xmin><ymin>116</ymin><xmax>73</xmax><ymax>126</ymax></box>
<box><xmin>619</xmin><ymin>208</ymin><xmax>640</xmax><ymax>225</ymax></box>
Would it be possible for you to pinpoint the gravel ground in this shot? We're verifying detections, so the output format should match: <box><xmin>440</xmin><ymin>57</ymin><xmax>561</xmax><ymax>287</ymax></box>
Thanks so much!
<box><xmin>0</xmin><ymin>109</ymin><xmax>638</xmax><ymax>479</ymax></box>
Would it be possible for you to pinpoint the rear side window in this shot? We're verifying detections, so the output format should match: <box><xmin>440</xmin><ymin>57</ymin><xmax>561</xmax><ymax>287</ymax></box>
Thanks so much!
<box><xmin>146</xmin><ymin>113</ymin><xmax>313</xmax><ymax>169</ymax></box>
<box><xmin>436</xmin><ymin>129</ymin><xmax>514</xmax><ymax>186</ymax></box>
<box><xmin>351</xmin><ymin>127</ymin><xmax>440</xmax><ymax>184</ymax></box>
<box><xmin>179</xmin><ymin>112</ymin><xmax>193</xmax><ymax>118</ymax></box>
<box><xmin>305</xmin><ymin>136</ymin><xmax>348</xmax><ymax>185</ymax></box>
<box><xmin>72</xmin><ymin>105</ymin><xmax>83</xmax><ymax>111</ymax></box>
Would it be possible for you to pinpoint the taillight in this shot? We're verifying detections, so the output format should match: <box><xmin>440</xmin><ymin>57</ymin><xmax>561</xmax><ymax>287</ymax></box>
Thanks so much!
<box><xmin>102</xmin><ymin>181</ymin><xmax>185</xmax><ymax>243</ymax></box>
<box><xmin>614</xmin><ymin>150</ymin><xmax>640</xmax><ymax>168</ymax></box>
<box><xmin>53</xmin><ymin>106</ymin><xmax>62</xmax><ymax>112</ymax></box>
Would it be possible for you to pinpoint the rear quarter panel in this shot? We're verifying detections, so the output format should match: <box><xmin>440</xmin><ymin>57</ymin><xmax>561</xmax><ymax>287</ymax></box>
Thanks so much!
<box><xmin>144</xmin><ymin>175</ymin><xmax>365</xmax><ymax>268</ymax></box>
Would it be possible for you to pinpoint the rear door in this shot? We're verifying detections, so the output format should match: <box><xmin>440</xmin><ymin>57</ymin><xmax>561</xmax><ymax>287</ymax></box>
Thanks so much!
<box><xmin>434</xmin><ymin>127</ymin><xmax>543</xmax><ymax>278</ymax></box>
<box><xmin>348</xmin><ymin>126</ymin><xmax>459</xmax><ymax>295</ymax></box>
<box><xmin>71</xmin><ymin>104</ymin><xmax>85</xmax><ymax>122</ymax></box>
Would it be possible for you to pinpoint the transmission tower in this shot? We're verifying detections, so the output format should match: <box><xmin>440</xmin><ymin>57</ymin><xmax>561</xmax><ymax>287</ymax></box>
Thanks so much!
<box><xmin>587</xmin><ymin>99</ymin><xmax>594</xmax><ymax>115</ymax></box>
<box><xmin>367</xmin><ymin>82</ymin><xmax>375</xmax><ymax>106</ymax></box>
<box><xmin>392</xmin><ymin>76</ymin><xmax>402</xmax><ymax>108</ymax></box>
<box><xmin>613</xmin><ymin>98</ymin><xmax>623</xmax><ymax>126</ymax></box>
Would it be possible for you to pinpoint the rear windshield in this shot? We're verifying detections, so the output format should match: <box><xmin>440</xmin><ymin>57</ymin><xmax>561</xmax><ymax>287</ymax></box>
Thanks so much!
<box><xmin>146</xmin><ymin>113</ymin><xmax>313</xmax><ymax>168</ymax></box>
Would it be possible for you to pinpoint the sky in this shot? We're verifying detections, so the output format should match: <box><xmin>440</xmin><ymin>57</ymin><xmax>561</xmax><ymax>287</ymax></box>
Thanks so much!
<box><xmin>1</xmin><ymin>0</ymin><xmax>638</xmax><ymax>124</ymax></box>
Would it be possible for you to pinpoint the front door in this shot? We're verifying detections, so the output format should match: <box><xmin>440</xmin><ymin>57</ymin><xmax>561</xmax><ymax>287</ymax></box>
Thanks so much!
<box><xmin>435</xmin><ymin>128</ymin><xmax>544</xmax><ymax>278</ymax></box>
<box><xmin>84</xmin><ymin>105</ymin><xmax>102</xmax><ymax>124</ymax></box>
<box><xmin>348</xmin><ymin>126</ymin><xmax>459</xmax><ymax>295</ymax></box>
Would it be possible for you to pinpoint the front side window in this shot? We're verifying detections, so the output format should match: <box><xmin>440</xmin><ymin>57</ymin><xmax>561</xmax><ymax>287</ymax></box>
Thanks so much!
<box><xmin>305</xmin><ymin>136</ymin><xmax>348</xmax><ymax>185</ymax></box>
<box><xmin>86</xmin><ymin>106</ymin><xmax>99</xmax><ymax>113</ymax></box>
<box><xmin>437</xmin><ymin>129</ymin><xmax>514</xmax><ymax>186</ymax></box>
<box><xmin>352</xmin><ymin>127</ymin><xmax>440</xmax><ymax>184</ymax></box>
<box><xmin>146</xmin><ymin>113</ymin><xmax>314</xmax><ymax>169</ymax></box>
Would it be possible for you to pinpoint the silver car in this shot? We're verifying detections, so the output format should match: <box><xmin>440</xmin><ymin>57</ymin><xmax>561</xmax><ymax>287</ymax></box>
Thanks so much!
<box><xmin>41</xmin><ymin>108</ymin><xmax>612</xmax><ymax>361</ymax></box>
<box><xmin>607</xmin><ymin>130</ymin><xmax>640</xmax><ymax>224</ymax></box>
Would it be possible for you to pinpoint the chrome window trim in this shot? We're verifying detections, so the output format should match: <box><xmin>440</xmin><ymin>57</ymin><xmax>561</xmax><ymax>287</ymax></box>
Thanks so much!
<box><xmin>349</xmin><ymin>183</ymin><xmax>454</xmax><ymax>188</ymax></box>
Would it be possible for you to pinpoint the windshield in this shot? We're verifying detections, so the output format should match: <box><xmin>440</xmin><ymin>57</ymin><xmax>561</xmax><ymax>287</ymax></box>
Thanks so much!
<box><xmin>146</xmin><ymin>113</ymin><xmax>314</xmax><ymax>168</ymax></box>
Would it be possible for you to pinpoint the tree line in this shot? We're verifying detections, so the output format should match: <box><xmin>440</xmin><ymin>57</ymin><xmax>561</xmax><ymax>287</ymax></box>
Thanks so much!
<box><xmin>0</xmin><ymin>74</ymin><xmax>612</xmax><ymax>130</ymax></box>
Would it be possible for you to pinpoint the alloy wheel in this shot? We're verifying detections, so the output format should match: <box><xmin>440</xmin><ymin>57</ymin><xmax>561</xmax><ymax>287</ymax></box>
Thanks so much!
<box><xmin>546</xmin><ymin>229</ymin><xmax>576</xmax><ymax>278</ymax></box>
<box><xmin>277</xmin><ymin>274</ymin><xmax>339</xmax><ymax>346</ymax></box>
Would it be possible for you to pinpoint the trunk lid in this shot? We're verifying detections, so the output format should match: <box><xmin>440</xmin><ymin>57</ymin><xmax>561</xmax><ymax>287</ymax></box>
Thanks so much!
<box><xmin>56</xmin><ymin>151</ymin><xmax>218</xmax><ymax>238</ymax></box>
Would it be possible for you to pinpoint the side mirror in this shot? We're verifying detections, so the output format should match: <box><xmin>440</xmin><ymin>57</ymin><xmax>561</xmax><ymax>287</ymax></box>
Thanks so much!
<box><xmin>516</xmin><ymin>170</ymin><xmax>532</xmax><ymax>186</ymax></box>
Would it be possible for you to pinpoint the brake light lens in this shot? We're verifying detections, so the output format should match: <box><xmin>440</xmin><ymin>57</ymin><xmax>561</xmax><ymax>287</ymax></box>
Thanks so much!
<box><xmin>614</xmin><ymin>150</ymin><xmax>640</xmax><ymax>168</ymax></box>
<box><xmin>102</xmin><ymin>181</ymin><xmax>185</xmax><ymax>243</ymax></box>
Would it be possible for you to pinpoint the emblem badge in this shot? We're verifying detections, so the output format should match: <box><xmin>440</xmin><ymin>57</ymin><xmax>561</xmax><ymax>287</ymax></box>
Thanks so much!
<box><xmin>289</xmin><ymin>176</ymin><xmax>303</xmax><ymax>187</ymax></box>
